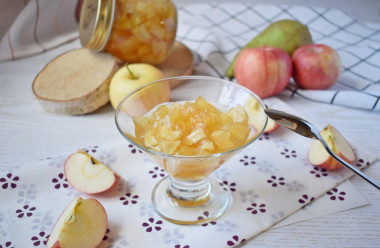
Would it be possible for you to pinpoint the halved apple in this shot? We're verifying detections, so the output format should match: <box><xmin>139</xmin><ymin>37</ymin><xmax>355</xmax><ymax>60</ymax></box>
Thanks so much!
<box><xmin>64</xmin><ymin>150</ymin><xmax>120</xmax><ymax>194</ymax></box>
<box><xmin>47</xmin><ymin>197</ymin><xmax>108</xmax><ymax>248</ymax></box>
<box><xmin>244</xmin><ymin>97</ymin><xmax>280</xmax><ymax>134</ymax></box>
<box><xmin>308</xmin><ymin>125</ymin><xmax>356</xmax><ymax>170</ymax></box>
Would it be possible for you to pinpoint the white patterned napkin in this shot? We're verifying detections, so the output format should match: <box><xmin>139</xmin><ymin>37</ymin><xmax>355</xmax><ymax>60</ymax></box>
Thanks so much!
<box><xmin>0</xmin><ymin>98</ymin><xmax>376</xmax><ymax>248</ymax></box>
<box><xmin>272</xmin><ymin>180</ymin><xmax>368</xmax><ymax>229</ymax></box>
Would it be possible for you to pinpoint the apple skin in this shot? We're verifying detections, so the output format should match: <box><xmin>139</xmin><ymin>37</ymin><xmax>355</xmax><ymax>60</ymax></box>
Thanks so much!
<box><xmin>109</xmin><ymin>63</ymin><xmax>170</xmax><ymax>114</ymax></box>
<box><xmin>311</xmin><ymin>152</ymin><xmax>347</xmax><ymax>170</ymax></box>
<box><xmin>308</xmin><ymin>125</ymin><xmax>355</xmax><ymax>170</ymax></box>
<box><xmin>234</xmin><ymin>47</ymin><xmax>292</xmax><ymax>99</ymax></box>
<box><xmin>46</xmin><ymin>197</ymin><xmax>108</xmax><ymax>248</ymax></box>
<box><xmin>292</xmin><ymin>44</ymin><xmax>341</xmax><ymax>89</ymax></box>
<box><xmin>51</xmin><ymin>241</ymin><xmax>60</xmax><ymax>248</ymax></box>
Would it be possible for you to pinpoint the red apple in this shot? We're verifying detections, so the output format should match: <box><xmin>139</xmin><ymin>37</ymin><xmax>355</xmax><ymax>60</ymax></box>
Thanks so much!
<box><xmin>308</xmin><ymin>125</ymin><xmax>355</xmax><ymax>170</ymax></box>
<box><xmin>292</xmin><ymin>44</ymin><xmax>341</xmax><ymax>89</ymax></box>
<box><xmin>234</xmin><ymin>47</ymin><xmax>292</xmax><ymax>99</ymax></box>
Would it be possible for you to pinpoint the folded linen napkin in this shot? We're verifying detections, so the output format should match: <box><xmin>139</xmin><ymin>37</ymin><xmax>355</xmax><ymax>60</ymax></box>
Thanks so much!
<box><xmin>0</xmin><ymin>0</ymin><xmax>79</xmax><ymax>61</ymax></box>
<box><xmin>0</xmin><ymin>98</ymin><xmax>376</xmax><ymax>247</ymax></box>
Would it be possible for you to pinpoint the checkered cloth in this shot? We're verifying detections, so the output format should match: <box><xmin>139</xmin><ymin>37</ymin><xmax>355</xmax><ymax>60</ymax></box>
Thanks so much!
<box><xmin>176</xmin><ymin>3</ymin><xmax>380</xmax><ymax>111</ymax></box>
<box><xmin>1</xmin><ymin>1</ymin><xmax>379</xmax><ymax>110</ymax></box>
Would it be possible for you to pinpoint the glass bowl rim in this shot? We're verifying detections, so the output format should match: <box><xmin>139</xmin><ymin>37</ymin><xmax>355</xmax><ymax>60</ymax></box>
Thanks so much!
<box><xmin>114</xmin><ymin>75</ymin><xmax>268</xmax><ymax>159</ymax></box>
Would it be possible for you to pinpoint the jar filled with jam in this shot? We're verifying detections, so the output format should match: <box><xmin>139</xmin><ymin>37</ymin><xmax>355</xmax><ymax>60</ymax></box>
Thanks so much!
<box><xmin>79</xmin><ymin>0</ymin><xmax>177</xmax><ymax>65</ymax></box>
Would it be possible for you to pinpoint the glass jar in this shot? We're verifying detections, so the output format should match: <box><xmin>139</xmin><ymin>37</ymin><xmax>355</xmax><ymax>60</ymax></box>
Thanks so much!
<box><xmin>79</xmin><ymin>0</ymin><xmax>177</xmax><ymax>65</ymax></box>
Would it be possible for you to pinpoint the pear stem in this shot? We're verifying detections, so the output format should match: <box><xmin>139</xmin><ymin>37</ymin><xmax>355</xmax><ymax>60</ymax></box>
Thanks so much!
<box><xmin>125</xmin><ymin>64</ymin><xmax>137</xmax><ymax>80</ymax></box>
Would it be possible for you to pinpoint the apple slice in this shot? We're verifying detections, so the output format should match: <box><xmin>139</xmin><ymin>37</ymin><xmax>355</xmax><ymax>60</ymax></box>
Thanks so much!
<box><xmin>308</xmin><ymin>125</ymin><xmax>356</xmax><ymax>170</ymax></box>
<box><xmin>64</xmin><ymin>150</ymin><xmax>119</xmax><ymax>194</ymax></box>
<box><xmin>245</xmin><ymin>98</ymin><xmax>280</xmax><ymax>134</ymax></box>
<box><xmin>47</xmin><ymin>197</ymin><xmax>107</xmax><ymax>248</ymax></box>
<box><xmin>262</xmin><ymin>117</ymin><xmax>281</xmax><ymax>134</ymax></box>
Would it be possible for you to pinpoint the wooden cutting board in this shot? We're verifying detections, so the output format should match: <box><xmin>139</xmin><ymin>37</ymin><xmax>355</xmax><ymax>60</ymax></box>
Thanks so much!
<box><xmin>157</xmin><ymin>41</ymin><xmax>194</xmax><ymax>88</ymax></box>
<box><xmin>32</xmin><ymin>48</ymin><xmax>120</xmax><ymax>115</ymax></box>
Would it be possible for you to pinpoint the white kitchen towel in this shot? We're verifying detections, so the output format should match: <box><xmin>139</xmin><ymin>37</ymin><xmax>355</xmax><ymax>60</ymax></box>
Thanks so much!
<box><xmin>0</xmin><ymin>0</ymin><xmax>79</xmax><ymax>61</ymax></box>
<box><xmin>0</xmin><ymin>98</ymin><xmax>376</xmax><ymax>248</ymax></box>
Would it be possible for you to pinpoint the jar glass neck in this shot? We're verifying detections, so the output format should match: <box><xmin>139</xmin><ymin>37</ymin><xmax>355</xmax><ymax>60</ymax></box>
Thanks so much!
<box><xmin>79</xmin><ymin>0</ymin><xmax>115</xmax><ymax>51</ymax></box>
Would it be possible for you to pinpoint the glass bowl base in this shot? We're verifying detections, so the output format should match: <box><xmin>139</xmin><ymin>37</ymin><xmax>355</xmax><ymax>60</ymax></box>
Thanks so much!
<box><xmin>151</xmin><ymin>176</ymin><xmax>232</xmax><ymax>225</ymax></box>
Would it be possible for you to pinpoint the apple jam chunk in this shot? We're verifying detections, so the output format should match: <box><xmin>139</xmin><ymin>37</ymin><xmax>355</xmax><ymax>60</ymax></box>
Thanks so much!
<box><xmin>133</xmin><ymin>96</ymin><xmax>251</xmax><ymax>155</ymax></box>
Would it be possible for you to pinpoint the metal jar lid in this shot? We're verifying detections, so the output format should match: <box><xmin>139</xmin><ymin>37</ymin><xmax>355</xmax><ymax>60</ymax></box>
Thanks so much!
<box><xmin>79</xmin><ymin>0</ymin><xmax>115</xmax><ymax>51</ymax></box>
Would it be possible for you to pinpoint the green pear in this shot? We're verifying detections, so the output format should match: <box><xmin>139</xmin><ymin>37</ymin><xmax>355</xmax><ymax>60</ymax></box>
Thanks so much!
<box><xmin>226</xmin><ymin>19</ymin><xmax>313</xmax><ymax>77</ymax></box>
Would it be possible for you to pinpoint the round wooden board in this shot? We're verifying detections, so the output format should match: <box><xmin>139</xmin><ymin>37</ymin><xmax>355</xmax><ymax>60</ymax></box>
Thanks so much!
<box><xmin>32</xmin><ymin>48</ymin><xmax>120</xmax><ymax>115</ymax></box>
<box><xmin>156</xmin><ymin>41</ymin><xmax>194</xmax><ymax>88</ymax></box>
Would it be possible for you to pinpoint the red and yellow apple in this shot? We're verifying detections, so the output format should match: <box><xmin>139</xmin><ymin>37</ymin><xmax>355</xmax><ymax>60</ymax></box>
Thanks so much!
<box><xmin>64</xmin><ymin>150</ymin><xmax>119</xmax><ymax>194</ymax></box>
<box><xmin>292</xmin><ymin>44</ymin><xmax>341</xmax><ymax>89</ymax></box>
<box><xmin>47</xmin><ymin>197</ymin><xmax>108</xmax><ymax>248</ymax></box>
<box><xmin>109</xmin><ymin>63</ymin><xmax>170</xmax><ymax>115</ymax></box>
<box><xmin>308</xmin><ymin>125</ymin><xmax>355</xmax><ymax>170</ymax></box>
<box><xmin>234</xmin><ymin>47</ymin><xmax>292</xmax><ymax>99</ymax></box>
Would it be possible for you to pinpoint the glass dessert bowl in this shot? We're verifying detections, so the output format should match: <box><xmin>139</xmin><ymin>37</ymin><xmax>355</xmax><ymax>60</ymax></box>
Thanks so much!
<box><xmin>115</xmin><ymin>76</ymin><xmax>268</xmax><ymax>224</ymax></box>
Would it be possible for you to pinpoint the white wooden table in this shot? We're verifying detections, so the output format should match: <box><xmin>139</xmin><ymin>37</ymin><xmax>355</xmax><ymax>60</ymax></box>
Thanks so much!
<box><xmin>1</xmin><ymin>37</ymin><xmax>379</xmax><ymax>247</ymax></box>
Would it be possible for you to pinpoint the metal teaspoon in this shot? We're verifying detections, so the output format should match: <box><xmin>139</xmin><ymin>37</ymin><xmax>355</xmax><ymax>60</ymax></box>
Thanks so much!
<box><xmin>264</xmin><ymin>108</ymin><xmax>380</xmax><ymax>190</ymax></box>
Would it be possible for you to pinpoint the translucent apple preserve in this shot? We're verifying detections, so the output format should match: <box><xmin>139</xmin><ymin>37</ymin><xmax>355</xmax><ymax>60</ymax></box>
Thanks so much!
<box><xmin>133</xmin><ymin>97</ymin><xmax>251</xmax><ymax>180</ymax></box>
<box><xmin>79</xmin><ymin>0</ymin><xmax>177</xmax><ymax>64</ymax></box>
